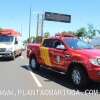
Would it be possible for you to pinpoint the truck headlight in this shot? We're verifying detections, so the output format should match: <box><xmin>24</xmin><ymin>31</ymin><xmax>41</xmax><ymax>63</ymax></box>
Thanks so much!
<box><xmin>90</xmin><ymin>58</ymin><xmax>100</xmax><ymax>66</ymax></box>
<box><xmin>6</xmin><ymin>48</ymin><xmax>13</xmax><ymax>52</ymax></box>
<box><xmin>97</xmin><ymin>58</ymin><xmax>100</xmax><ymax>65</ymax></box>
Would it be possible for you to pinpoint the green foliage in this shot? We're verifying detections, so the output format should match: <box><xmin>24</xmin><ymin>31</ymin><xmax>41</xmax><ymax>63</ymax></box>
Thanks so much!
<box><xmin>44</xmin><ymin>32</ymin><xmax>50</xmax><ymax>38</ymax></box>
<box><xmin>96</xmin><ymin>29</ymin><xmax>100</xmax><ymax>35</ymax></box>
<box><xmin>23</xmin><ymin>36</ymin><xmax>35</xmax><ymax>44</ymax></box>
<box><xmin>23</xmin><ymin>35</ymin><xmax>43</xmax><ymax>44</ymax></box>
<box><xmin>23</xmin><ymin>25</ymin><xmax>100</xmax><ymax>44</ymax></box>
<box><xmin>35</xmin><ymin>36</ymin><xmax>42</xmax><ymax>43</ymax></box>
<box><xmin>87</xmin><ymin>24</ymin><xmax>96</xmax><ymax>38</ymax></box>
<box><xmin>75</xmin><ymin>24</ymin><xmax>100</xmax><ymax>39</ymax></box>
<box><xmin>56</xmin><ymin>31</ymin><xmax>75</xmax><ymax>37</ymax></box>
<box><xmin>0</xmin><ymin>28</ymin><xmax>3</xmax><ymax>31</ymax></box>
<box><xmin>75</xmin><ymin>27</ymin><xmax>86</xmax><ymax>38</ymax></box>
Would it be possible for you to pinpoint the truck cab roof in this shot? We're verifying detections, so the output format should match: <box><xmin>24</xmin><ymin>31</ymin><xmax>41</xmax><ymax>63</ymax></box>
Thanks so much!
<box><xmin>0</xmin><ymin>29</ymin><xmax>21</xmax><ymax>37</ymax></box>
<box><xmin>44</xmin><ymin>33</ymin><xmax>77</xmax><ymax>41</ymax></box>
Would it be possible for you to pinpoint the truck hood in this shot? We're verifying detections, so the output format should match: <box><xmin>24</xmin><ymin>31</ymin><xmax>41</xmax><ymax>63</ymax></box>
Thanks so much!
<box><xmin>0</xmin><ymin>43</ymin><xmax>13</xmax><ymax>48</ymax></box>
<box><xmin>75</xmin><ymin>49</ymin><xmax>100</xmax><ymax>58</ymax></box>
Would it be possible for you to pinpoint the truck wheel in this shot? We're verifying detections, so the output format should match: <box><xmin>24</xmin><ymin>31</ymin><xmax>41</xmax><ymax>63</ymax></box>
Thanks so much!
<box><xmin>70</xmin><ymin>66</ymin><xmax>88</xmax><ymax>88</ymax></box>
<box><xmin>29</xmin><ymin>57</ymin><xmax>40</xmax><ymax>70</ymax></box>
<box><xmin>11</xmin><ymin>52</ymin><xmax>15</xmax><ymax>60</ymax></box>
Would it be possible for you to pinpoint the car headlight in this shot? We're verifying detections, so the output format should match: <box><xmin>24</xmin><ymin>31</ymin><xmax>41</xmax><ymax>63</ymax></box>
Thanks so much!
<box><xmin>90</xmin><ymin>58</ymin><xmax>100</xmax><ymax>66</ymax></box>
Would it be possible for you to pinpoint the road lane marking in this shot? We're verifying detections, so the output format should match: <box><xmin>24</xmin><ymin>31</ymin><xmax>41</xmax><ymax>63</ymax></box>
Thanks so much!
<box><xmin>27</xmin><ymin>66</ymin><xmax>42</xmax><ymax>88</ymax></box>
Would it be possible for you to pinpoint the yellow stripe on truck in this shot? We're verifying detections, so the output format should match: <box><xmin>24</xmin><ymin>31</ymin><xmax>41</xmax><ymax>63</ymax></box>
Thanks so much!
<box><xmin>40</xmin><ymin>47</ymin><xmax>52</xmax><ymax>66</ymax></box>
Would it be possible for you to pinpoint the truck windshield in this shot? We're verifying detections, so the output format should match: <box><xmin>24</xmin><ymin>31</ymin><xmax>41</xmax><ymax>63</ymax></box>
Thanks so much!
<box><xmin>64</xmin><ymin>38</ymin><xmax>94</xmax><ymax>49</ymax></box>
<box><xmin>0</xmin><ymin>35</ymin><xmax>13</xmax><ymax>43</ymax></box>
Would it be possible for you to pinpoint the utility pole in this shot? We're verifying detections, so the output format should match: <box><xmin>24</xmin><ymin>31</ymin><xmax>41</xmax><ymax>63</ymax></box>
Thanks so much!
<box><xmin>20</xmin><ymin>24</ymin><xmax>22</xmax><ymax>36</ymax></box>
<box><xmin>36</xmin><ymin>14</ymin><xmax>39</xmax><ymax>38</ymax></box>
<box><xmin>28</xmin><ymin>7</ymin><xmax>31</xmax><ymax>42</ymax></box>
<box><xmin>41</xmin><ymin>14</ymin><xmax>44</xmax><ymax>38</ymax></box>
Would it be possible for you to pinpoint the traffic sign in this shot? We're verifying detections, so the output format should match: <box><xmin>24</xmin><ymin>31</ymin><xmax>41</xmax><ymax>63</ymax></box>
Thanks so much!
<box><xmin>45</xmin><ymin>12</ymin><xmax>71</xmax><ymax>23</ymax></box>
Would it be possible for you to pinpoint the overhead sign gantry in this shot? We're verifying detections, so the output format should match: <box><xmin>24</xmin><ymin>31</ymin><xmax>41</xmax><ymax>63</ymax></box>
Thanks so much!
<box><xmin>36</xmin><ymin>11</ymin><xmax>71</xmax><ymax>41</ymax></box>
<box><xmin>44</xmin><ymin>12</ymin><xmax>71</xmax><ymax>23</ymax></box>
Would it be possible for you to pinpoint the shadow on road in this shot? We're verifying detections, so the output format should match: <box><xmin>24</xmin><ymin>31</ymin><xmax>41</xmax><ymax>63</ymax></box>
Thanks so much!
<box><xmin>0</xmin><ymin>58</ymin><xmax>12</xmax><ymax>62</ymax></box>
<box><xmin>21</xmin><ymin>65</ymin><xmax>30</xmax><ymax>71</ymax></box>
<box><xmin>21</xmin><ymin>65</ymin><xmax>100</xmax><ymax>94</ymax></box>
<box><xmin>0</xmin><ymin>55</ymin><xmax>21</xmax><ymax>62</ymax></box>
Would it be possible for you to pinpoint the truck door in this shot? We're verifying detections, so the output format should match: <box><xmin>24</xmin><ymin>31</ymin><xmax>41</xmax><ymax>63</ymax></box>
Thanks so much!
<box><xmin>51</xmin><ymin>39</ymin><xmax>66</xmax><ymax>71</ymax></box>
<box><xmin>14</xmin><ymin>37</ymin><xmax>21</xmax><ymax>56</ymax></box>
<box><xmin>40</xmin><ymin>39</ymin><xmax>54</xmax><ymax>67</ymax></box>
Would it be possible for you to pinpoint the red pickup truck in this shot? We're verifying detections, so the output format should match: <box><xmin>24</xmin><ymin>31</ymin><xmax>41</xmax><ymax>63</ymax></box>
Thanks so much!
<box><xmin>27</xmin><ymin>34</ymin><xmax>100</xmax><ymax>88</ymax></box>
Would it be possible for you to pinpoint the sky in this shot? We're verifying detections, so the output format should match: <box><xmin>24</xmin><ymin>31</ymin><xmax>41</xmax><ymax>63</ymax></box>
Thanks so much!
<box><xmin>0</xmin><ymin>0</ymin><xmax>100</xmax><ymax>40</ymax></box>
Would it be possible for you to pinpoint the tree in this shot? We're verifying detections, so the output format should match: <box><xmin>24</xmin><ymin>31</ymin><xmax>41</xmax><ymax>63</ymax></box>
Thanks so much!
<box><xmin>75</xmin><ymin>27</ymin><xmax>87</xmax><ymax>38</ymax></box>
<box><xmin>56</xmin><ymin>31</ymin><xmax>74</xmax><ymax>36</ymax></box>
<box><xmin>0</xmin><ymin>28</ymin><xmax>2</xmax><ymax>30</ymax></box>
<box><xmin>44</xmin><ymin>32</ymin><xmax>50</xmax><ymax>38</ymax></box>
<box><xmin>87</xmin><ymin>24</ymin><xmax>96</xmax><ymax>39</ymax></box>
<box><xmin>23</xmin><ymin>36</ymin><xmax>36</xmax><ymax>44</ymax></box>
<box><xmin>96</xmin><ymin>29</ymin><xmax>100</xmax><ymax>35</ymax></box>
<box><xmin>35</xmin><ymin>36</ymin><xmax>42</xmax><ymax>43</ymax></box>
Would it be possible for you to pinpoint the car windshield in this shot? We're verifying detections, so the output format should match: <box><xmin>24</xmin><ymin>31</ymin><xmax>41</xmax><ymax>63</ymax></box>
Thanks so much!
<box><xmin>64</xmin><ymin>38</ymin><xmax>94</xmax><ymax>49</ymax></box>
<box><xmin>0</xmin><ymin>35</ymin><xmax>14</xmax><ymax>43</ymax></box>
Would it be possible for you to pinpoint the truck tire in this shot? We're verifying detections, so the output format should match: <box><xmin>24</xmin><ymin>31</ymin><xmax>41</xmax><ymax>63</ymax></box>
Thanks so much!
<box><xmin>11</xmin><ymin>52</ymin><xmax>15</xmax><ymax>60</ymax></box>
<box><xmin>29</xmin><ymin>57</ymin><xmax>40</xmax><ymax>70</ymax></box>
<box><xmin>70</xmin><ymin>66</ymin><xmax>88</xmax><ymax>88</ymax></box>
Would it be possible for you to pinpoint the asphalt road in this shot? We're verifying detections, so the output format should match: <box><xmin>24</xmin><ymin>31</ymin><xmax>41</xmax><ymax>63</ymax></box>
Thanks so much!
<box><xmin>0</xmin><ymin>51</ymin><xmax>100</xmax><ymax>100</ymax></box>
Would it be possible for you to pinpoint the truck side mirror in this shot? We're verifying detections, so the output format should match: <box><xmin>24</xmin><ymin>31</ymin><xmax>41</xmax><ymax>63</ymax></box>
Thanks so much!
<box><xmin>15</xmin><ymin>40</ymin><xmax>18</xmax><ymax>44</ymax></box>
<box><xmin>56</xmin><ymin>44</ymin><xmax>66</xmax><ymax>51</ymax></box>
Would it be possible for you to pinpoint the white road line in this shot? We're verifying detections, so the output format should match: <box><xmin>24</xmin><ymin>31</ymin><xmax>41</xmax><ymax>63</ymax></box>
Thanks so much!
<box><xmin>27</xmin><ymin>67</ymin><xmax>42</xmax><ymax>88</ymax></box>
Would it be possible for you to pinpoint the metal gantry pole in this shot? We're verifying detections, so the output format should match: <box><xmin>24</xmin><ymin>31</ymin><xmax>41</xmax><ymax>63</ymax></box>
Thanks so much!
<box><xmin>36</xmin><ymin>13</ymin><xmax>39</xmax><ymax>38</ymax></box>
<box><xmin>28</xmin><ymin>7</ymin><xmax>32</xmax><ymax>42</ymax></box>
<box><xmin>41</xmin><ymin>14</ymin><xmax>44</xmax><ymax>38</ymax></box>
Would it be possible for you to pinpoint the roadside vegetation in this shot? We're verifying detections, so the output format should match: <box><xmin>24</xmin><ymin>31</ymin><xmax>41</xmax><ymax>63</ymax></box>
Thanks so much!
<box><xmin>23</xmin><ymin>24</ymin><xmax>100</xmax><ymax>44</ymax></box>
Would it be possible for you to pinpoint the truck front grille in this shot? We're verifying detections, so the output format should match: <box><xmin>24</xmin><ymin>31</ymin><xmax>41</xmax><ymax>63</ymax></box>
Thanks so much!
<box><xmin>0</xmin><ymin>48</ymin><xmax>6</xmax><ymax>52</ymax></box>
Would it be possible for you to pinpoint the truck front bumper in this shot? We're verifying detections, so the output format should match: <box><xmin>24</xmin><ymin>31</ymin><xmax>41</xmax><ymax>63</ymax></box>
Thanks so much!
<box><xmin>0</xmin><ymin>52</ymin><xmax>14</xmax><ymax>58</ymax></box>
<box><xmin>88</xmin><ymin>64</ymin><xmax>100</xmax><ymax>81</ymax></box>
